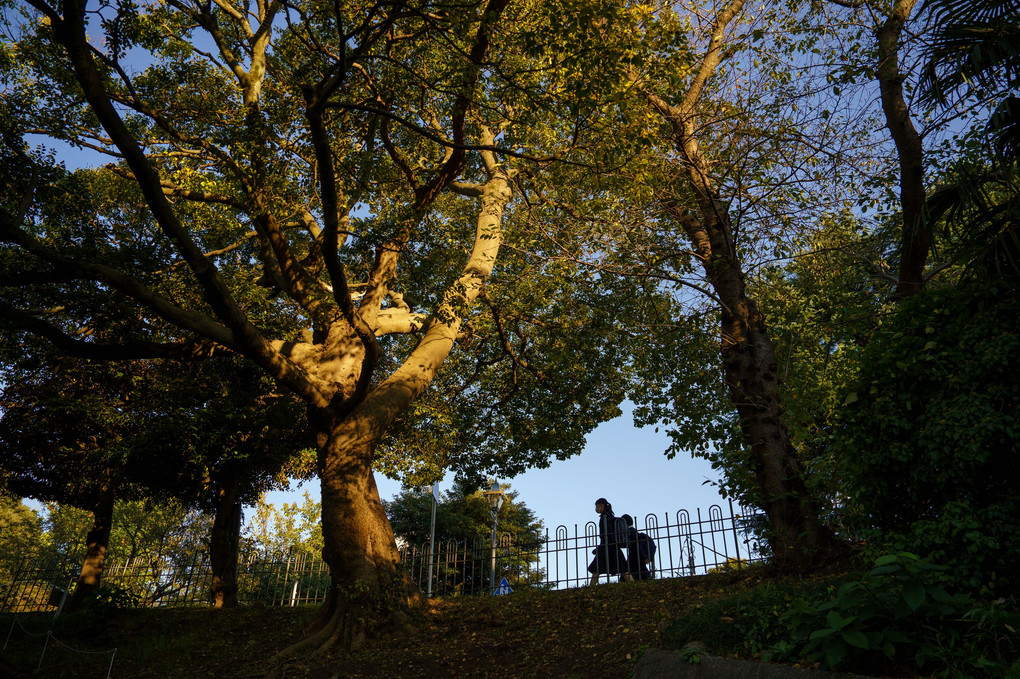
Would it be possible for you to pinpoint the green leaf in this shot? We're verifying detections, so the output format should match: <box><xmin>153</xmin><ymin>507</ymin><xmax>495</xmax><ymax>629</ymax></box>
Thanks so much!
<box><xmin>824</xmin><ymin>641</ymin><xmax>847</xmax><ymax>667</ymax></box>
<box><xmin>841</xmin><ymin>628</ymin><xmax>869</xmax><ymax>649</ymax></box>
<box><xmin>902</xmin><ymin>581</ymin><xmax>926</xmax><ymax>610</ymax></box>
<box><xmin>873</xmin><ymin>553</ymin><xmax>902</xmax><ymax>566</ymax></box>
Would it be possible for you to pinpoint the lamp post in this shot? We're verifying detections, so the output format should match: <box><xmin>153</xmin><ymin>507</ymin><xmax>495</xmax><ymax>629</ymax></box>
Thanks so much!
<box><xmin>482</xmin><ymin>477</ymin><xmax>505</xmax><ymax>592</ymax></box>
<box><xmin>427</xmin><ymin>484</ymin><xmax>440</xmax><ymax>597</ymax></box>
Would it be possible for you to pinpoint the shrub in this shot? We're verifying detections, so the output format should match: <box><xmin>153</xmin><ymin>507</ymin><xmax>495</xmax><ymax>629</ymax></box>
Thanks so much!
<box><xmin>81</xmin><ymin>583</ymin><xmax>142</xmax><ymax>615</ymax></box>
<box><xmin>834</xmin><ymin>283</ymin><xmax>1020</xmax><ymax>594</ymax></box>
<box><xmin>777</xmin><ymin>553</ymin><xmax>1020</xmax><ymax>676</ymax></box>
<box><xmin>664</xmin><ymin>553</ymin><xmax>1020</xmax><ymax>677</ymax></box>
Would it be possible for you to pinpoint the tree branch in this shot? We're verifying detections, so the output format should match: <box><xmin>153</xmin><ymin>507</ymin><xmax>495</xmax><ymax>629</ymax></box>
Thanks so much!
<box><xmin>0</xmin><ymin>303</ymin><xmax>234</xmax><ymax>360</ymax></box>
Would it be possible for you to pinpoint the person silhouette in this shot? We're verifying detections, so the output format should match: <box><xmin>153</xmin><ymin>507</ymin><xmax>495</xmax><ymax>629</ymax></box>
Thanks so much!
<box><xmin>587</xmin><ymin>498</ymin><xmax>632</xmax><ymax>585</ymax></box>
<box><xmin>622</xmin><ymin>514</ymin><xmax>653</xmax><ymax>580</ymax></box>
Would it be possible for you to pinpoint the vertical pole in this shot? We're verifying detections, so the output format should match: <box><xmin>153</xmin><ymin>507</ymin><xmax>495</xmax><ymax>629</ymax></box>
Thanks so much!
<box><xmin>729</xmin><ymin>499</ymin><xmax>742</xmax><ymax>571</ymax></box>
<box><xmin>53</xmin><ymin>589</ymin><xmax>67</xmax><ymax>620</ymax></box>
<box><xmin>105</xmin><ymin>648</ymin><xmax>118</xmax><ymax>679</ymax></box>
<box><xmin>489</xmin><ymin>510</ymin><xmax>498</xmax><ymax>592</ymax></box>
<box><xmin>280</xmin><ymin>555</ymin><xmax>292</xmax><ymax>607</ymax></box>
<box><xmin>38</xmin><ymin>631</ymin><xmax>51</xmax><ymax>670</ymax></box>
<box><xmin>427</xmin><ymin>488</ymin><xmax>438</xmax><ymax>597</ymax></box>
<box><xmin>697</xmin><ymin>507</ymin><xmax>708</xmax><ymax>574</ymax></box>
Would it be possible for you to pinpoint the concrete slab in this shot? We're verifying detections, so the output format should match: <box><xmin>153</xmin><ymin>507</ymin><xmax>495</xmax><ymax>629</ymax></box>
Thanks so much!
<box><xmin>633</xmin><ymin>649</ymin><xmax>879</xmax><ymax>679</ymax></box>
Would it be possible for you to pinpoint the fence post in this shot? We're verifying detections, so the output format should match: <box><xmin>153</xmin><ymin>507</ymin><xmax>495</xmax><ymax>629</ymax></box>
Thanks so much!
<box><xmin>280</xmin><ymin>554</ymin><xmax>292</xmax><ymax>607</ymax></box>
<box><xmin>729</xmin><ymin>500</ymin><xmax>742</xmax><ymax>571</ymax></box>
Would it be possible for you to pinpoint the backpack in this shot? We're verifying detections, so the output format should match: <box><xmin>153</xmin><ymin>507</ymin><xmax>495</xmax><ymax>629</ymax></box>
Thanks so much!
<box><xmin>636</xmin><ymin>532</ymin><xmax>656</xmax><ymax>568</ymax></box>
<box><xmin>610</xmin><ymin>515</ymin><xmax>629</xmax><ymax>546</ymax></box>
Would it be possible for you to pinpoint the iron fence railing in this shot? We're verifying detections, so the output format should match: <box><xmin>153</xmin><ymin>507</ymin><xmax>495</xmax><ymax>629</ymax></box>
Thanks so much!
<box><xmin>1</xmin><ymin>502</ymin><xmax>764</xmax><ymax>613</ymax></box>
<box><xmin>401</xmin><ymin>501</ymin><xmax>765</xmax><ymax>596</ymax></box>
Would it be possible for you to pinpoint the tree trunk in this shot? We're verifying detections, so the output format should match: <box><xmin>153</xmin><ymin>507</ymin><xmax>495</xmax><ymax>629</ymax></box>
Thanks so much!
<box><xmin>277</xmin><ymin>408</ymin><xmax>421</xmax><ymax>657</ymax></box>
<box><xmin>718</xmin><ymin>280</ymin><xmax>834</xmax><ymax>564</ymax></box>
<box><xmin>209</xmin><ymin>473</ymin><xmax>242</xmax><ymax>608</ymax></box>
<box><xmin>876</xmin><ymin>0</ymin><xmax>928</xmax><ymax>299</ymax></box>
<box><xmin>68</xmin><ymin>485</ymin><xmax>115</xmax><ymax>610</ymax></box>
<box><xmin>273</xmin><ymin>146</ymin><xmax>508</xmax><ymax>658</ymax></box>
<box><xmin>670</xmin><ymin>204</ymin><xmax>838</xmax><ymax>567</ymax></box>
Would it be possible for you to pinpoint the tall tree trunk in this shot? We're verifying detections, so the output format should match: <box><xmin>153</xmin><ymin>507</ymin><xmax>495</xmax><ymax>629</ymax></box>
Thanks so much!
<box><xmin>68</xmin><ymin>485</ymin><xmax>115</xmax><ymax>610</ymax></box>
<box><xmin>635</xmin><ymin>0</ymin><xmax>841</xmax><ymax>561</ymax></box>
<box><xmin>668</xmin><ymin>205</ymin><xmax>837</xmax><ymax>566</ymax></box>
<box><xmin>209</xmin><ymin>472</ymin><xmax>242</xmax><ymax>609</ymax></box>
<box><xmin>278</xmin><ymin>408</ymin><xmax>420</xmax><ymax>657</ymax></box>
<box><xmin>876</xmin><ymin>0</ymin><xmax>928</xmax><ymax>299</ymax></box>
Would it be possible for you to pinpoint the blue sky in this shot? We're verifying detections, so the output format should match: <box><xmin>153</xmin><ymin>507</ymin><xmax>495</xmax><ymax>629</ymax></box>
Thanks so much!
<box><xmin>265</xmin><ymin>403</ymin><xmax>728</xmax><ymax>536</ymax></box>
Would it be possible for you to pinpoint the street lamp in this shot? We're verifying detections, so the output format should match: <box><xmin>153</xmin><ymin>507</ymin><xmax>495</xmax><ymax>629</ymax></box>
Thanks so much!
<box><xmin>427</xmin><ymin>484</ymin><xmax>440</xmax><ymax>597</ymax></box>
<box><xmin>482</xmin><ymin>477</ymin><xmax>505</xmax><ymax>592</ymax></box>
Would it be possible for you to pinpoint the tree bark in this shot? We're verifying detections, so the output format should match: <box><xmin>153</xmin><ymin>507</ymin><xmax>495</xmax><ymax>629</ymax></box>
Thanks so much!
<box><xmin>209</xmin><ymin>473</ymin><xmax>242</xmax><ymax>609</ymax></box>
<box><xmin>276</xmin><ymin>408</ymin><xmax>420</xmax><ymax>657</ymax></box>
<box><xmin>68</xmin><ymin>485</ymin><xmax>115</xmax><ymax>610</ymax></box>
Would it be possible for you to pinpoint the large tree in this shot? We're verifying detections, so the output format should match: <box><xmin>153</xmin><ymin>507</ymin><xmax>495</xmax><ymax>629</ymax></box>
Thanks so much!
<box><xmin>0</xmin><ymin>0</ymin><xmax>633</xmax><ymax>651</ymax></box>
<box><xmin>622</xmin><ymin>0</ymin><xmax>853</xmax><ymax>565</ymax></box>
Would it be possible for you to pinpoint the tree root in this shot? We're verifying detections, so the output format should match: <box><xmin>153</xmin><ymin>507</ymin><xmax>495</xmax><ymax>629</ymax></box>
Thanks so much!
<box><xmin>272</xmin><ymin>594</ymin><xmax>417</xmax><ymax>663</ymax></box>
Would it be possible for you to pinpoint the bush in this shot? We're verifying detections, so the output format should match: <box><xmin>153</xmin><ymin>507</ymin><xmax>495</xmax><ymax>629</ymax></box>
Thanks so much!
<box><xmin>834</xmin><ymin>283</ymin><xmax>1020</xmax><ymax>594</ymax></box>
<box><xmin>777</xmin><ymin>553</ymin><xmax>1020</xmax><ymax>677</ymax></box>
<box><xmin>81</xmin><ymin>583</ymin><xmax>142</xmax><ymax>615</ymax></box>
<box><xmin>662</xmin><ymin>576</ymin><xmax>830</xmax><ymax>658</ymax></box>
<box><xmin>664</xmin><ymin>554</ymin><xmax>1020</xmax><ymax>676</ymax></box>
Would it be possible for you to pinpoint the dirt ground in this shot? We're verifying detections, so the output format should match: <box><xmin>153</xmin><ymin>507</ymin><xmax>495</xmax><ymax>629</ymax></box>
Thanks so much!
<box><xmin>1</xmin><ymin>573</ymin><xmax>759</xmax><ymax>679</ymax></box>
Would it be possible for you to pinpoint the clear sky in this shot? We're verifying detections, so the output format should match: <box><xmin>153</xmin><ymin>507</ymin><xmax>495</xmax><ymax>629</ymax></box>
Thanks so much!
<box><xmin>264</xmin><ymin>403</ymin><xmax>729</xmax><ymax>536</ymax></box>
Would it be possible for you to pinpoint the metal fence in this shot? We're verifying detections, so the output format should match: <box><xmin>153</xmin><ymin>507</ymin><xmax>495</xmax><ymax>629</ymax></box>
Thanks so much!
<box><xmin>1</xmin><ymin>502</ymin><xmax>763</xmax><ymax>613</ymax></box>
<box><xmin>401</xmin><ymin>502</ymin><xmax>765</xmax><ymax>596</ymax></box>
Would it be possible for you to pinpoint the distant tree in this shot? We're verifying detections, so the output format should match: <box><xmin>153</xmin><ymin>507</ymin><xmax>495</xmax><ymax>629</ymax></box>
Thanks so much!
<box><xmin>43</xmin><ymin>498</ymin><xmax>212</xmax><ymax>604</ymax></box>
<box><xmin>0</xmin><ymin>493</ymin><xmax>47</xmax><ymax>610</ymax></box>
<box><xmin>125</xmin><ymin>357</ymin><xmax>314</xmax><ymax>607</ymax></box>
<box><xmin>386</xmin><ymin>481</ymin><xmax>541</xmax><ymax>546</ymax></box>
<box><xmin>244</xmin><ymin>491</ymin><xmax>323</xmax><ymax>558</ymax></box>
<box><xmin>384</xmin><ymin>481</ymin><xmax>544</xmax><ymax>593</ymax></box>
<box><xmin>0</xmin><ymin>356</ymin><xmax>141</xmax><ymax>609</ymax></box>
<box><xmin>0</xmin><ymin>491</ymin><xmax>46</xmax><ymax>581</ymax></box>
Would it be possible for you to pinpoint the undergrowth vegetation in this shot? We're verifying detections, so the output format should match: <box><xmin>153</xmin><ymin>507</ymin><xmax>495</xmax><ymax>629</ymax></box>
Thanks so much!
<box><xmin>665</xmin><ymin>553</ymin><xmax>1020</xmax><ymax>677</ymax></box>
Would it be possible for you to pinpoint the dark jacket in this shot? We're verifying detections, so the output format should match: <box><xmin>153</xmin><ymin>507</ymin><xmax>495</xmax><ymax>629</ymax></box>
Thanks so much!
<box><xmin>589</xmin><ymin>507</ymin><xmax>627</xmax><ymax>576</ymax></box>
